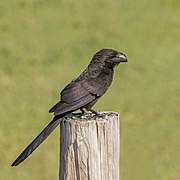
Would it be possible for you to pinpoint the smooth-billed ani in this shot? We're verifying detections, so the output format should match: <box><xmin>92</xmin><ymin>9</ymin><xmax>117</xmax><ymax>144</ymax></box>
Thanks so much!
<box><xmin>11</xmin><ymin>48</ymin><xmax>127</xmax><ymax>166</ymax></box>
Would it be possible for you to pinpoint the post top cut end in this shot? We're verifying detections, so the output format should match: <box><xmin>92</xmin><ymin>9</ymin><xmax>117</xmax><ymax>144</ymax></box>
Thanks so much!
<box><xmin>63</xmin><ymin>111</ymin><xmax>119</xmax><ymax>122</ymax></box>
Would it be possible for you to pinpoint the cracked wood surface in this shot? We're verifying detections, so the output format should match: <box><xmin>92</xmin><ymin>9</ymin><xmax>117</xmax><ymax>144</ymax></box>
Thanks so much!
<box><xmin>59</xmin><ymin>112</ymin><xmax>120</xmax><ymax>180</ymax></box>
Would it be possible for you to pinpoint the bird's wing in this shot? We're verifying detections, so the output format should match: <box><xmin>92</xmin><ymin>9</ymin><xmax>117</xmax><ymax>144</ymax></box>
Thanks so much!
<box><xmin>60</xmin><ymin>77</ymin><xmax>91</xmax><ymax>103</ymax></box>
<box><xmin>49</xmin><ymin>77</ymin><xmax>96</xmax><ymax>115</ymax></box>
<box><xmin>49</xmin><ymin>70</ymin><xmax>113</xmax><ymax>115</ymax></box>
<box><xmin>60</xmin><ymin>71</ymin><xmax>112</xmax><ymax>103</ymax></box>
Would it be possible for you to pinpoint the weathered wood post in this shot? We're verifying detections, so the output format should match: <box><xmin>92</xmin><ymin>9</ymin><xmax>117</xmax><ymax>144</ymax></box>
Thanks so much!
<box><xmin>59</xmin><ymin>112</ymin><xmax>120</xmax><ymax>180</ymax></box>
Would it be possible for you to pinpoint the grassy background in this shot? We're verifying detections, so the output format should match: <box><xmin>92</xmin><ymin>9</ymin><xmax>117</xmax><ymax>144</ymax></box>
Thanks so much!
<box><xmin>0</xmin><ymin>0</ymin><xmax>179</xmax><ymax>179</ymax></box>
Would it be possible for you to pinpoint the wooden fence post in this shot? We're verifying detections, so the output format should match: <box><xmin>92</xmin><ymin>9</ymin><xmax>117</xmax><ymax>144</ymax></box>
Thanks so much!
<box><xmin>59</xmin><ymin>112</ymin><xmax>120</xmax><ymax>180</ymax></box>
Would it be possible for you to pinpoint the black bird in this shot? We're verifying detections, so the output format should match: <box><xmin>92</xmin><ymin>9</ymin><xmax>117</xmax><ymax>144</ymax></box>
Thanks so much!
<box><xmin>11</xmin><ymin>48</ymin><xmax>127</xmax><ymax>167</ymax></box>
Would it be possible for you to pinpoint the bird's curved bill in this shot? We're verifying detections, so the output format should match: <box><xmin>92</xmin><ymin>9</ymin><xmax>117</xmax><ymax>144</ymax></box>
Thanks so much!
<box><xmin>117</xmin><ymin>53</ymin><xmax>128</xmax><ymax>62</ymax></box>
<box><xmin>113</xmin><ymin>53</ymin><xmax>128</xmax><ymax>64</ymax></box>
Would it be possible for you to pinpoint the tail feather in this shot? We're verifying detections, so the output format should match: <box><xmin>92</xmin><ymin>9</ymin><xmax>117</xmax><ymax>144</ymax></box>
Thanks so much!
<box><xmin>11</xmin><ymin>114</ymin><xmax>65</xmax><ymax>167</ymax></box>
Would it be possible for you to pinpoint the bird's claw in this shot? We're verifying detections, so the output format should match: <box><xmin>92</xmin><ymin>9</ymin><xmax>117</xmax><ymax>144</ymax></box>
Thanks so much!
<box><xmin>89</xmin><ymin>110</ymin><xmax>99</xmax><ymax>115</ymax></box>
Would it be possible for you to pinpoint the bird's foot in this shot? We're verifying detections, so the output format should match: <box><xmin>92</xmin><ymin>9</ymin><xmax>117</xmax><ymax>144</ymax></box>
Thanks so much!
<box><xmin>64</xmin><ymin>113</ymin><xmax>75</xmax><ymax>118</ymax></box>
<box><xmin>89</xmin><ymin>109</ymin><xmax>99</xmax><ymax>115</ymax></box>
<box><xmin>65</xmin><ymin>109</ymin><xmax>86</xmax><ymax>119</ymax></box>
<box><xmin>64</xmin><ymin>113</ymin><xmax>83</xmax><ymax>119</ymax></box>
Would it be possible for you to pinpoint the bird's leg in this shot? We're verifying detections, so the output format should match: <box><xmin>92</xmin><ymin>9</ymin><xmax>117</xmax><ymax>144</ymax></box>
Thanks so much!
<box><xmin>80</xmin><ymin>108</ymin><xmax>86</xmax><ymax>114</ymax></box>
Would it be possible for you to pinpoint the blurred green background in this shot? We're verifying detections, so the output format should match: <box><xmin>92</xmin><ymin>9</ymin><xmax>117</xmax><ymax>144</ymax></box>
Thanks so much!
<box><xmin>0</xmin><ymin>0</ymin><xmax>179</xmax><ymax>179</ymax></box>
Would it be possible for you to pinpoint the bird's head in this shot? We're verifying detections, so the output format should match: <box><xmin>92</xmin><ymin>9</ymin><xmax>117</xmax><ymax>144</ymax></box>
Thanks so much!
<box><xmin>92</xmin><ymin>48</ymin><xmax>128</xmax><ymax>68</ymax></box>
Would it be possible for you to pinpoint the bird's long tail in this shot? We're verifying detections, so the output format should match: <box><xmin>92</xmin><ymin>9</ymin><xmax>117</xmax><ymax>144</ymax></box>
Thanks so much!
<box><xmin>11</xmin><ymin>114</ymin><xmax>65</xmax><ymax>167</ymax></box>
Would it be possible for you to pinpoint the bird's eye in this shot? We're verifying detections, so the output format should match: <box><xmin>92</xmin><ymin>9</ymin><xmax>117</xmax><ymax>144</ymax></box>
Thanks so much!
<box><xmin>109</xmin><ymin>54</ymin><xmax>116</xmax><ymax>58</ymax></box>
